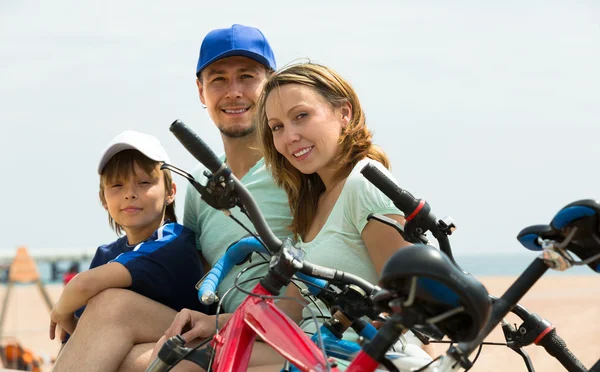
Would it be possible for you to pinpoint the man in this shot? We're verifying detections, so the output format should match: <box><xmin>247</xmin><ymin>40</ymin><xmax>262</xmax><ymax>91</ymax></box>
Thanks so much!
<box><xmin>51</xmin><ymin>24</ymin><xmax>292</xmax><ymax>371</ymax></box>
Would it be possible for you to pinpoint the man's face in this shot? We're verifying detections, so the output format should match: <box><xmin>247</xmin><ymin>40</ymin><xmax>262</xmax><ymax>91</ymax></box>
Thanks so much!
<box><xmin>197</xmin><ymin>56</ymin><xmax>268</xmax><ymax>138</ymax></box>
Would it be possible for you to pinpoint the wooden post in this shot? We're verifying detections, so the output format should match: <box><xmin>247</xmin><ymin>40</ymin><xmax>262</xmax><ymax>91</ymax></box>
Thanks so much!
<box><xmin>0</xmin><ymin>281</ymin><xmax>13</xmax><ymax>339</ymax></box>
<box><xmin>0</xmin><ymin>247</ymin><xmax>54</xmax><ymax>338</ymax></box>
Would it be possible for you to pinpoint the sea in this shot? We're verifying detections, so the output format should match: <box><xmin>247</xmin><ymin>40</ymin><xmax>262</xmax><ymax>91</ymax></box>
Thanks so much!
<box><xmin>0</xmin><ymin>250</ymin><xmax>595</xmax><ymax>285</ymax></box>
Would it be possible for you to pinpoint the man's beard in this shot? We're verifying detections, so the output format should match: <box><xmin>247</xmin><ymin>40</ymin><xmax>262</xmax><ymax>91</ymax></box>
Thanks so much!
<box><xmin>218</xmin><ymin>123</ymin><xmax>256</xmax><ymax>138</ymax></box>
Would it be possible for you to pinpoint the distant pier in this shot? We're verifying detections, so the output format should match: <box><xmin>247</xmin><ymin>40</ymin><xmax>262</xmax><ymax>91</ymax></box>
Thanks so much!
<box><xmin>0</xmin><ymin>248</ymin><xmax>96</xmax><ymax>283</ymax></box>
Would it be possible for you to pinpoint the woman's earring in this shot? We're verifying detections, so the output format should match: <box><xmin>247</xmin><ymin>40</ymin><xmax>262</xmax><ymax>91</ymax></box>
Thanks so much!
<box><xmin>202</xmin><ymin>104</ymin><xmax>207</xmax><ymax>109</ymax></box>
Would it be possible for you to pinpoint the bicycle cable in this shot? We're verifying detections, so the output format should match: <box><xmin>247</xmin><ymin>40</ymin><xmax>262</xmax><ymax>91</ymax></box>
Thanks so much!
<box><xmin>427</xmin><ymin>340</ymin><xmax>506</xmax><ymax>347</ymax></box>
<box><xmin>464</xmin><ymin>343</ymin><xmax>484</xmax><ymax>371</ymax></box>
<box><xmin>287</xmin><ymin>276</ymin><xmax>340</xmax><ymax>319</ymax></box>
<box><xmin>414</xmin><ymin>355</ymin><xmax>442</xmax><ymax>372</ymax></box>
<box><xmin>212</xmin><ymin>263</ymin><xmax>328</xmax><ymax>337</ymax></box>
<box><xmin>226</xmin><ymin>212</ymin><xmax>270</xmax><ymax>262</ymax></box>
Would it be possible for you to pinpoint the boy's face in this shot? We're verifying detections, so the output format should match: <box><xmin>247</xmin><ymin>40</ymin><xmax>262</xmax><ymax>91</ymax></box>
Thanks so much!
<box><xmin>197</xmin><ymin>56</ymin><xmax>268</xmax><ymax>139</ymax></box>
<box><xmin>102</xmin><ymin>163</ymin><xmax>173</xmax><ymax>241</ymax></box>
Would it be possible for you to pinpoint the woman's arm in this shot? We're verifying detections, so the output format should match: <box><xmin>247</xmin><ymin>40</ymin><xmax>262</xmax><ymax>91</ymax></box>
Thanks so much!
<box><xmin>361</xmin><ymin>214</ymin><xmax>411</xmax><ymax>276</ymax></box>
<box><xmin>274</xmin><ymin>284</ymin><xmax>305</xmax><ymax>324</ymax></box>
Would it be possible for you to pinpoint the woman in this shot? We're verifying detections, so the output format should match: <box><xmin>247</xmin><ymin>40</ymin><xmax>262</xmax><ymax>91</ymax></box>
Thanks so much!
<box><xmin>257</xmin><ymin>62</ymin><xmax>410</xmax><ymax>287</ymax></box>
<box><xmin>252</xmin><ymin>62</ymin><xmax>415</xmax><ymax>370</ymax></box>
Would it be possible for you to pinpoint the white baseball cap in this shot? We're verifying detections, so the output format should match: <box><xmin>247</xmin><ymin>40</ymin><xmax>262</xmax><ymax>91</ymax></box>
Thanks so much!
<box><xmin>98</xmin><ymin>130</ymin><xmax>170</xmax><ymax>174</ymax></box>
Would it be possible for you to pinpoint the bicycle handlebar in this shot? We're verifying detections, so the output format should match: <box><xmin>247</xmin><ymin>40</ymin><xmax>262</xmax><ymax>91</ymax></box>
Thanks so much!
<box><xmin>197</xmin><ymin>235</ymin><xmax>380</xmax><ymax>304</ymax></box>
<box><xmin>537</xmin><ymin>328</ymin><xmax>588</xmax><ymax>371</ymax></box>
<box><xmin>198</xmin><ymin>236</ymin><xmax>270</xmax><ymax>305</ymax></box>
<box><xmin>170</xmin><ymin>120</ymin><xmax>224</xmax><ymax>174</ymax></box>
<box><xmin>171</xmin><ymin>120</ymin><xmax>380</xmax><ymax>300</ymax></box>
<box><xmin>146</xmin><ymin>335</ymin><xmax>189</xmax><ymax>372</ymax></box>
<box><xmin>168</xmin><ymin>119</ymin><xmax>592</xmax><ymax>372</ymax></box>
<box><xmin>170</xmin><ymin>119</ymin><xmax>282</xmax><ymax>252</ymax></box>
<box><xmin>198</xmin><ymin>237</ymin><xmax>330</xmax><ymax>305</ymax></box>
<box><xmin>361</xmin><ymin>162</ymin><xmax>592</xmax><ymax>371</ymax></box>
<box><xmin>360</xmin><ymin>164</ymin><xmax>423</xmax><ymax>217</ymax></box>
<box><xmin>360</xmin><ymin>163</ymin><xmax>461</xmax><ymax>269</ymax></box>
<box><xmin>298</xmin><ymin>261</ymin><xmax>379</xmax><ymax>295</ymax></box>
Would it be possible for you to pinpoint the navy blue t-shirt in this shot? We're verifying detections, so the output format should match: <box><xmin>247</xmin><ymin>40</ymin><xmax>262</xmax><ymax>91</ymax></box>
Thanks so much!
<box><xmin>75</xmin><ymin>222</ymin><xmax>209</xmax><ymax>317</ymax></box>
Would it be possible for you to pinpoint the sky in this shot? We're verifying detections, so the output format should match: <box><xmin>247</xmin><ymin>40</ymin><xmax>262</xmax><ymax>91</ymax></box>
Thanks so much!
<box><xmin>1</xmin><ymin>0</ymin><xmax>599</xmax><ymax>257</ymax></box>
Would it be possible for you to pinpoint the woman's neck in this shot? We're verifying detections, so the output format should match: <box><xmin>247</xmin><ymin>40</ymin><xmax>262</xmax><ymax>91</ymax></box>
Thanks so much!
<box><xmin>318</xmin><ymin>163</ymin><xmax>351</xmax><ymax>191</ymax></box>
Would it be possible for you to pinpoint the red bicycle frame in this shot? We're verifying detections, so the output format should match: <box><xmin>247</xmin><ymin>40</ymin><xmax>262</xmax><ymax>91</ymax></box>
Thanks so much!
<box><xmin>209</xmin><ymin>282</ymin><xmax>381</xmax><ymax>372</ymax></box>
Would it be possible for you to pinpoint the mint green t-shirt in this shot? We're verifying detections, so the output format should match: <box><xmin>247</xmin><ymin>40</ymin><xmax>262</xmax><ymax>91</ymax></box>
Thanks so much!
<box><xmin>298</xmin><ymin>158</ymin><xmax>402</xmax><ymax>285</ymax></box>
<box><xmin>298</xmin><ymin>158</ymin><xmax>404</xmax><ymax>355</ymax></box>
<box><xmin>183</xmin><ymin>157</ymin><xmax>292</xmax><ymax>313</ymax></box>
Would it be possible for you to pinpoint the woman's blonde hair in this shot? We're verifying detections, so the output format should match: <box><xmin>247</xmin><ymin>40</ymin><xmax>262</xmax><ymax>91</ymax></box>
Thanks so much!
<box><xmin>99</xmin><ymin>149</ymin><xmax>176</xmax><ymax>235</ymax></box>
<box><xmin>256</xmin><ymin>63</ymin><xmax>389</xmax><ymax>238</ymax></box>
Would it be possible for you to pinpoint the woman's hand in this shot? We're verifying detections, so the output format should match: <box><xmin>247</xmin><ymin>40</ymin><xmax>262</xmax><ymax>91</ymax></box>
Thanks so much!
<box><xmin>371</xmin><ymin>311</ymin><xmax>389</xmax><ymax>330</ymax></box>
<box><xmin>164</xmin><ymin>308</ymin><xmax>229</xmax><ymax>343</ymax></box>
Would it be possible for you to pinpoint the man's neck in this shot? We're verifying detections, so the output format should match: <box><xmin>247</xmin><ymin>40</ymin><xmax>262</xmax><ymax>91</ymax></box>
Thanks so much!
<box><xmin>222</xmin><ymin>134</ymin><xmax>262</xmax><ymax>179</ymax></box>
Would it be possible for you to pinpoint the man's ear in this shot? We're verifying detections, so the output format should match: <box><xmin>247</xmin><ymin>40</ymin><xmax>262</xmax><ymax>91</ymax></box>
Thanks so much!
<box><xmin>197</xmin><ymin>78</ymin><xmax>206</xmax><ymax>106</ymax></box>
<box><xmin>166</xmin><ymin>182</ymin><xmax>177</xmax><ymax>204</ymax></box>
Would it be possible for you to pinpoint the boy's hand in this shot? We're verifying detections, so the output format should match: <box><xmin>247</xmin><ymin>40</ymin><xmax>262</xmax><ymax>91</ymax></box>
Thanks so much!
<box><xmin>49</xmin><ymin>310</ymin><xmax>77</xmax><ymax>339</ymax></box>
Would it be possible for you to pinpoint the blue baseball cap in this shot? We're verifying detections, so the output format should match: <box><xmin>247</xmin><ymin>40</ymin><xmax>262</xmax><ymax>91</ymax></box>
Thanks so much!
<box><xmin>196</xmin><ymin>24</ymin><xmax>276</xmax><ymax>76</ymax></box>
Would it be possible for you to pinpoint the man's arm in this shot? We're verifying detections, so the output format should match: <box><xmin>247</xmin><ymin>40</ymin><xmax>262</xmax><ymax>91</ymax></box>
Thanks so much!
<box><xmin>50</xmin><ymin>262</ymin><xmax>131</xmax><ymax>337</ymax></box>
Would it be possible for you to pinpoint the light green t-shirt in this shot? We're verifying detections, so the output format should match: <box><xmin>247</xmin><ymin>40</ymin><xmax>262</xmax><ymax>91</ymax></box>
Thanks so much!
<box><xmin>298</xmin><ymin>158</ymin><xmax>401</xmax><ymax>285</ymax></box>
<box><xmin>298</xmin><ymin>158</ymin><xmax>403</xmax><ymax>351</ymax></box>
<box><xmin>183</xmin><ymin>157</ymin><xmax>292</xmax><ymax>313</ymax></box>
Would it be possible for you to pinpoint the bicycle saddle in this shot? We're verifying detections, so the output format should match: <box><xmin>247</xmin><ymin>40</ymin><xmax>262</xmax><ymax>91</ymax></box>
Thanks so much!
<box><xmin>376</xmin><ymin>244</ymin><xmax>491</xmax><ymax>342</ymax></box>
<box><xmin>517</xmin><ymin>199</ymin><xmax>600</xmax><ymax>272</ymax></box>
<box><xmin>517</xmin><ymin>224</ymin><xmax>560</xmax><ymax>250</ymax></box>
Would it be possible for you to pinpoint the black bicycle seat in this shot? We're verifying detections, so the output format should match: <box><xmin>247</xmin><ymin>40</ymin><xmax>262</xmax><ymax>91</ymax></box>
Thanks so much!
<box><xmin>551</xmin><ymin>199</ymin><xmax>600</xmax><ymax>230</ymax></box>
<box><xmin>516</xmin><ymin>200</ymin><xmax>600</xmax><ymax>273</ymax></box>
<box><xmin>517</xmin><ymin>224</ymin><xmax>560</xmax><ymax>251</ymax></box>
<box><xmin>377</xmin><ymin>244</ymin><xmax>491</xmax><ymax>342</ymax></box>
<box><xmin>551</xmin><ymin>199</ymin><xmax>600</xmax><ymax>273</ymax></box>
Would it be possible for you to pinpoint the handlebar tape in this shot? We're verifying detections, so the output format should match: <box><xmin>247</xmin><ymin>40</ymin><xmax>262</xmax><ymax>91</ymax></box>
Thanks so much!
<box><xmin>198</xmin><ymin>237</ymin><xmax>269</xmax><ymax>305</ymax></box>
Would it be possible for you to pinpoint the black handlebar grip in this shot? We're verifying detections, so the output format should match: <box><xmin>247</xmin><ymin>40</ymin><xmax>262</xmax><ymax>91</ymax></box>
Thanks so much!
<box><xmin>537</xmin><ymin>329</ymin><xmax>588</xmax><ymax>372</ymax></box>
<box><xmin>169</xmin><ymin>120</ymin><xmax>224</xmax><ymax>173</ymax></box>
<box><xmin>360</xmin><ymin>164</ymin><xmax>420</xmax><ymax>214</ymax></box>
<box><xmin>146</xmin><ymin>335</ymin><xmax>187</xmax><ymax>372</ymax></box>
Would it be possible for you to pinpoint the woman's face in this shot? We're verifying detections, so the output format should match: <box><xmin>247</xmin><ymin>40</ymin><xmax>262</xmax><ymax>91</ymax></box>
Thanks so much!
<box><xmin>265</xmin><ymin>83</ymin><xmax>351</xmax><ymax>178</ymax></box>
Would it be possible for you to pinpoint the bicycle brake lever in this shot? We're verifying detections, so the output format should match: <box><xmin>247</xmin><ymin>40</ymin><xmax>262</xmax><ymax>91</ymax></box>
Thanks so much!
<box><xmin>161</xmin><ymin>163</ymin><xmax>230</xmax><ymax>208</ymax></box>
<box><xmin>409</xmin><ymin>328</ymin><xmax>432</xmax><ymax>345</ymax></box>
<box><xmin>161</xmin><ymin>163</ymin><xmax>200</xmax><ymax>184</ymax></box>
<box><xmin>367</xmin><ymin>213</ymin><xmax>417</xmax><ymax>242</ymax></box>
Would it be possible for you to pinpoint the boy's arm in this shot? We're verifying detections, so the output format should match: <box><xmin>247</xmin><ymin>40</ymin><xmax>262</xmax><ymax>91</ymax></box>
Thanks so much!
<box><xmin>50</xmin><ymin>262</ymin><xmax>131</xmax><ymax>337</ymax></box>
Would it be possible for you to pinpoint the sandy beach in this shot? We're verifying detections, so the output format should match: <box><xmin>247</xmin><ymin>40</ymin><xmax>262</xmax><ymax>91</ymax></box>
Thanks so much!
<box><xmin>1</xmin><ymin>275</ymin><xmax>598</xmax><ymax>371</ymax></box>
<box><xmin>431</xmin><ymin>275</ymin><xmax>600</xmax><ymax>371</ymax></box>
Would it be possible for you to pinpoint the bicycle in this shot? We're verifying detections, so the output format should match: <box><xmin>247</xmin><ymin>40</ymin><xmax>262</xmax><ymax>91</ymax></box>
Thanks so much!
<box><xmin>148</xmin><ymin>119</ymin><xmax>600</xmax><ymax>372</ymax></box>
<box><xmin>150</xmin><ymin>121</ymin><xmax>439</xmax><ymax>372</ymax></box>
<box><xmin>198</xmin><ymin>235</ymin><xmax>433</xmax><ymax>369</ymax></box>
<box><xmin>360</xmin><ymin>164</ymin><xmax>600</xmax><ymax>371</ymax></box>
